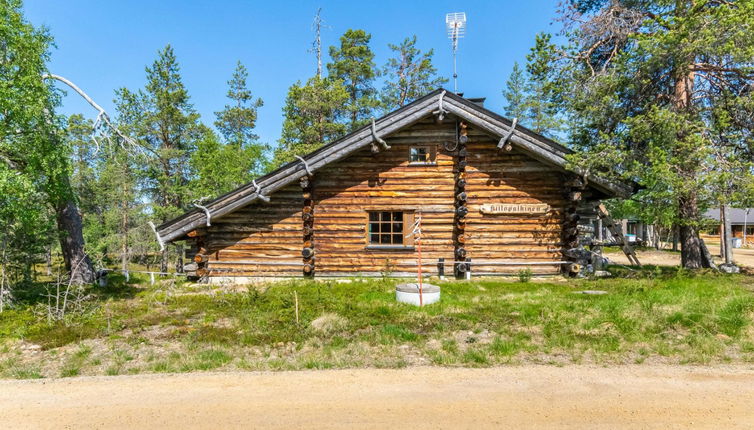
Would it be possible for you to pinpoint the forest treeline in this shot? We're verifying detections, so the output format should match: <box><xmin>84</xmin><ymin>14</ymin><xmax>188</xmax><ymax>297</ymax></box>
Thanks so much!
<box><xmin>1</xmin><ymin>0</ymin><xmax>753</xmax><ymax>303</ymax></box>
<box><xmin>0</xmin><ymin>2</ymin><xmax>448</xmax><ymax>294</ymax></box>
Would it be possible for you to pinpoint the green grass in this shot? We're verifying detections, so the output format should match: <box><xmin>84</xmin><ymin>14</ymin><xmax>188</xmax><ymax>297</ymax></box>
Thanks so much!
<box><xmin>1</xmin><ymin>268</ymin><xmax>754</xmax><ymax>378</ymax></box>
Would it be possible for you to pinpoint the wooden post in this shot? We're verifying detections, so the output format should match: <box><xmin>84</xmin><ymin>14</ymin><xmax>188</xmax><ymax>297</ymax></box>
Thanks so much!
<box><xmin>723</xmin><ymin>204</ymin><xmax>733</xmax><ymax>264</ymax></box>
<box><xmin>437</xmin><ymin>258</ymin><xmax>445</xmax><ymax>280</ymax></box>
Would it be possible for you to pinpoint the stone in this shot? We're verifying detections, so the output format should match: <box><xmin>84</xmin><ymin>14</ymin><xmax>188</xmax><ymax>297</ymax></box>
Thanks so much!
<box><xmin>719</xmin><ymin>264</ymin><xmax>740</xmax><ymax>274</ymax></box>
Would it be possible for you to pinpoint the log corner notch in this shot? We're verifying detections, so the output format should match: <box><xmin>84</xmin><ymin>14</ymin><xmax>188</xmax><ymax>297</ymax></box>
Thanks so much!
<box><xmin>370</xmin><ymin>118</ymin><xmax>391</xmax><ymax>154</ymax></box>
<box><xmin>301</xmin><ymin>176</ymin><xmax>315</xmax><ymax>278</ymax></box>
<box><xmin>454</xmin><ymin>120</ymin><xmax>470</xmax><ymax>279</ymax></box>
<box><xmin>185</xmin><ymin>228</ymin><xmax>208</xmax><ymax>281</ymax></box>
<box><xmin>562</xmin><ymin>175</ymin><xmax>585</xmax><ymax>277</ymax></box>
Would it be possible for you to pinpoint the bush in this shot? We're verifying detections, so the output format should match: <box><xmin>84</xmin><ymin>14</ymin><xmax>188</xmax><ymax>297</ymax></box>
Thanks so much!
<box><xmin>517</xmin><ymin>268</ymin><xmax>533</xmax><ymax>283</ymax></box>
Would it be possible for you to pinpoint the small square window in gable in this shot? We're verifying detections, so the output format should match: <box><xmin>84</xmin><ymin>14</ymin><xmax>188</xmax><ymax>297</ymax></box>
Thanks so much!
<box><xmin>408</xmin><ymin>145</ymin><xmax>437</xmax><ymax>165</ymax></box>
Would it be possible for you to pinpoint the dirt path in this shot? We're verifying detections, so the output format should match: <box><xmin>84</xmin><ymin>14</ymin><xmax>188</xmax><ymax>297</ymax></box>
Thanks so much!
<box><xmin>605</xmin><ymin>243</ymin><xmax>754</xmax><ymax>268</ymax></box>
<box><xmin>1</xmin><ymin>365</ymin><xmax>753</xmax><ymax>429</ymax></box>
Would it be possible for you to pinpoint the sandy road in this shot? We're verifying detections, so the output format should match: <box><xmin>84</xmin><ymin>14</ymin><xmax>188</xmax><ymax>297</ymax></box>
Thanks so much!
<box><xmin>1</xmin><ymin>365</ymin><xmax>753</xmax><ymax>429</ymax></box>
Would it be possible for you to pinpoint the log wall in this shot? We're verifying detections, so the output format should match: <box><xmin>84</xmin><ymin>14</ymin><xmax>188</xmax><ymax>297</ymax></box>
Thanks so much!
<box><xmin>197</xmin><ymin>115</ymin><xmax>569</xmax><ymax>278</ymax></box>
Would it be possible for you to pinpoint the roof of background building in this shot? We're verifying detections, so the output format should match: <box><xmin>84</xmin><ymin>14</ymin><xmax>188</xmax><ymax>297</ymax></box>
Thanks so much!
<box><xmin>704</xmin><ymin>208</ymin><xmax>754</xmax><ymax>224</ymax></box>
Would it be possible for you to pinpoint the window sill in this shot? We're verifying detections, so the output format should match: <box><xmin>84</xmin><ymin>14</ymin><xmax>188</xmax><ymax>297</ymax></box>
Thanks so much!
<box><xmin>366</xmin><ymin>245</ymin><xmax>415</xmax><ymax>251</ymax></box>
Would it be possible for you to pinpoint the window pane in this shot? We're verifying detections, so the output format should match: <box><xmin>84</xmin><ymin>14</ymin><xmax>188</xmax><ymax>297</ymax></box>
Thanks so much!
<box><xmin>410</xmin><ymin>147</ymin><xmax>428</xmax><ymax>162</ymax></box>
<box><xmin>392</xmin><ymin>234</ymin><xmax>403</xmax><ymax>244</ymax></box>
<box><xmin>369</xmin><ymin>212</ymin><xmax>378</xmax><ymax>222</ymax></box>
<box><xmin>392</xmin><ymin>212</ymin><xmax>402</xmax><ymax>221</ymax></box>
<box><xmin>393</xmin><ymin>222</ymin><xmax>402</xmax><ymax>233</ymax></box>
<box><xmin>370</xmin><ymin>233</ymin><xmax>379</xmax><ymax>243</ymax></box>
<box><xmin>381</xmin><ymin>211</ymin><xmax>391</xmax><ymax>221</ymax></box>
<box><xmin>382</xmin><ymin>222</ymin><xmax>392</xmax><ymax>233</ymax></box>
<box><xmin>369</xmin><ymin>222</ymin><xmax>380</xmax><ymax>234</ymax></box>
<box><xmin>381</xmin><ymin>234</ymin><xmax>391</xmax><ymax>243</ymax></box>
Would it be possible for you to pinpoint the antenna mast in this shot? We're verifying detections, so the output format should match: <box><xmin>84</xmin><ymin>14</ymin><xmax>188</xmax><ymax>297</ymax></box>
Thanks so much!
<box><xmin>312</xmin><ymin>8</ymin><xmax>324</xmax><ymax>78</ymax></box>
<box><xmin>445</xmin><ymin>12</ymin><xmax>466</xmax><ymax>93</ymax></box>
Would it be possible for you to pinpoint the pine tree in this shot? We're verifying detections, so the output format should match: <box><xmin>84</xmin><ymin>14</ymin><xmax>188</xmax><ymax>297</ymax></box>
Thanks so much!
<box><xmin>115</xmin><ymin>45</ymin><xmax>201</xmax><ymax>271</ymax></box>
<box><xmin>273</xmin><ymin>76</ymin><xmax>348</xmax><ymax>167</ymax></box>
<box><xmin>559</xmin><ymin>0</ymin><xmax>754</xmax><ymax>269</ymax></box>
<box><xmin>192</xmin><ymin>61</ymin><xmax>268</xmax><ymax>194</ymax></box>
<box><xmin>523</xmin><ymin>33</ymin><xmax>563</xmax><ymax>137</ymax></box>
<box><xmin>381</xmin><ymin>35</ymin><xmax>447</xmax><ymax>111</ymax></box>
<box><xmin>214</xmin><ymin>61</ymin><xmax>266</xmax><ymax>174</ymax></box>
<box><xmin>328</xmin><ymin>29</ymin><xmax>380</xmax><ymax>131</ymax></box>
<box><xmin>502</xmin><ymin>62</ymin><xmax>527</xmax><ymax>120</ymax></box>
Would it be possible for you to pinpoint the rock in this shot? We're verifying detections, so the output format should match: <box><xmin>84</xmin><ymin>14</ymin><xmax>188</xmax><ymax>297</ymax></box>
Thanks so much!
<box><xmin>310</xmin><ymin>313</ymin><xmax>348</xmax><ymax>334</ymax></box>
<box><xmin>574</xmin><ymin>290</ymin><xmax>608</xmax><ymax>295</ymax></box>
<box><xmin>593</xmin><ymin>270</ymin><xmax>611</xmax><ymax>278</ymax></box>
<box><xmin>719</xmin><ymin>264</ymin><xmax>740</xmax><ymax>274</ymax></box>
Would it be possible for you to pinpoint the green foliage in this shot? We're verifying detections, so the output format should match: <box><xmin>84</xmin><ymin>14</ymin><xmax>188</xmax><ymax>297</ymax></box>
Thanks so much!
<box><xmin>381</xmin><ymin>35</ymin><xmax>447</xmax><ymax>111</ymax></box>
<box><xmin>0</xmin><ymin>0</ymin><xmax>72</xmax><ymax>294</ymax></box>
<box><xmin>211</xmin><ymin>61</ymin><xmax>268</xmax><ymax>177</ymax></box>
<box><xmin>501</xmin><ymin>34</ymin><xmax>565</xmax><ymax>137</ymax></box>
<box><xmin>523</xmin><ymin>33</ymin><xmax>564</xmax><ymax>136</ymax></box>
<box><xmin>115</xmin><ymin>45</ymin><xmax>201</xmax><ymax>223</ymax></box>
<box><xmin>328</xmin><ymin>29</ymin><xmax>380</xmax><ymax>131</ymax></box>
<box><xmin>502</xmin><ymin>62</ymin><xmax>527</xmax><ymax>120</ymax></box>
<box><xmin>517</xmin><ymin>268</ymin><xmax>533</xmax><ymax>283</ymax></box>
<box><xmin>191</xmin><ymin>63</ymin><xmax>267</xmax><ymax>195</ymax></box>
<box><xmin>273</xmin><ymin>76</ymin><xmax>348</xmax><ymax>167</ymax></box>
<box><xmin>556</xmin><ymin>0</ymin><xmax>754</xmax><ymax>266</ymax></box>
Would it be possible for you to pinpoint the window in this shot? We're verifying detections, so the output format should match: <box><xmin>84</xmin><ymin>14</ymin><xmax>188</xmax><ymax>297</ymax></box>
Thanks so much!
<box><xmin>408</xmin><ymin>145</ymin><xmax>436</xmax><ymax>164</ymax></box>
<box><xmin>367</xmin><ymin>211</ymin><xmax>413</xmax><ymax>247</ymax></box>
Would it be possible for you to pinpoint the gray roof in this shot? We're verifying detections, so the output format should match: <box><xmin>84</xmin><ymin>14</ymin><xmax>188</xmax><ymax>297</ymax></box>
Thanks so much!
<box><xmin>704</xmin><ymin>208</ymin><xmax>754</xmax><ymax>224</ymax></box>
<box><xmin>156</xmin><ymin>89</ymin><xmax>633</xmax><ymax>243</ymax></box>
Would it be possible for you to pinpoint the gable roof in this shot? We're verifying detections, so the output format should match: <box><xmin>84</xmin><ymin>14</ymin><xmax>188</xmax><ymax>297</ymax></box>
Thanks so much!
<box><xmin>156</xmin><ymin>89</ymin><xmax>632</xmax><ymax>243</ymax></box>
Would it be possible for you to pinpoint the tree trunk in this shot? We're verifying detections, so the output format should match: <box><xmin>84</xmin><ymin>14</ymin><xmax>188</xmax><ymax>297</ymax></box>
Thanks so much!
<box><xmin>56</xmin><ymin>200</ymin><xmax>96</xmax><ymax>284</ymax></box>
<box><xmin>120</xmin><ymin>207</ymin><xmax>129</xmax><ymax>272</ymax></box>
<box><xmin>175</xmin><ymin>243</ymin><xmax>184</xmax><ymax>273</ymax></box>
<box><xmin>678</xmin><ymin>195</ymin><xmax>712</xmax><ymax>269</ymax></box>
<box><xmin>45</xmin><ymin>245</ymin><xmax>52</xmax><ymax>276</ymax></box>
<box><xmin>160</xmin><ymin>248</ymin><xmax>168</xmax><ymax>274</ymax></box>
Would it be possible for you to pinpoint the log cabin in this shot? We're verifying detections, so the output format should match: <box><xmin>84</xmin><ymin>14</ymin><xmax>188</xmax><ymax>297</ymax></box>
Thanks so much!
<box><xmin>155</xmin><ymin>89</ymin><xmax>631</xmax><ymax>282</ymax></box>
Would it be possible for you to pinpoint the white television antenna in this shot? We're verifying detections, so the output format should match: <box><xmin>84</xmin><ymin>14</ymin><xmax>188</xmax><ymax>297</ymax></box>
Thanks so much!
<box><xmin>445</xmin><ymin>12</ymin><xmax>466</xmax><ymax>93</ymax></box>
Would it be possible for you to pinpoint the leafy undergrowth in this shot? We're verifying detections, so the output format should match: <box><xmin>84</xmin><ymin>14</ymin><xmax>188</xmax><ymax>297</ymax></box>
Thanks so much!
<box><xmin>1</xmin><ymin>268</ymin><xmax>754</xmax><ymax>378</ymax></box>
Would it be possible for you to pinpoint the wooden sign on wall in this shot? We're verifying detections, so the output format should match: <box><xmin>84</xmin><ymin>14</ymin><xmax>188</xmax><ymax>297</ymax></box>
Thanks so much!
<box><xmin>479</xmin><ymin>203</ymin><xmax>550</xmax><ymax>215</ymax></box>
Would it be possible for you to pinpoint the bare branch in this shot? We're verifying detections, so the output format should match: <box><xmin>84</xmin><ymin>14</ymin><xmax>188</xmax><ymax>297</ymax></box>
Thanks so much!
<box><xmin>42</xmin><ymin>73</ymin><xmax>139</xmax><ymax>152</ymax></box>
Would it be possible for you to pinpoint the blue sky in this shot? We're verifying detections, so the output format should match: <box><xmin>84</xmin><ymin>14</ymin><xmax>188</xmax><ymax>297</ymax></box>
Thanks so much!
<box><xmin>24</xmin><ymin>0</ymin><xmax>561</xmax><ymax>147</ymax></box>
